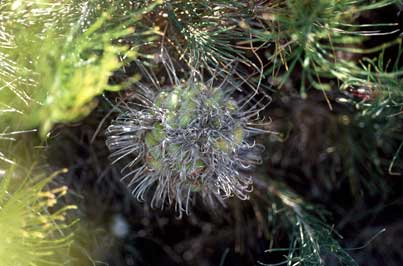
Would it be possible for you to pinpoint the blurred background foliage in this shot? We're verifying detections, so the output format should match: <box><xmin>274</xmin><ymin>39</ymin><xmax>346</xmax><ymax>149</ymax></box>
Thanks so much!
<box><xmin>0</xmin><ymin>166</ymin><xmax>76</xmax><ymax>266</ymax></box>
<box><xmin>0</xmin><ymin>0</ymin><xmax>158</xmax><ymax>135</ymax></box>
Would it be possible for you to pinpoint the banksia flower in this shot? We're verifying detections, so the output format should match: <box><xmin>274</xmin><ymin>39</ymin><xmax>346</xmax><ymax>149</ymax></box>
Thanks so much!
<box><xmin>106</xmin><ymin>65</ymin><xmax>267</xmax><ymax>216</ymax></box>
<box><xmin>0</xmin><ymin>169</ymin><xmax>76</xmax><ymax>266</ymax></box>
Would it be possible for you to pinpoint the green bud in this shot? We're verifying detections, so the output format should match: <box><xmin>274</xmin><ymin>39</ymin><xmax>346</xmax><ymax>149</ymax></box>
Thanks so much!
<box><xmin>233</xmin><ymin>125</ymin><xmax>244</xmax><ymax>145</ymax></box>
<box><xmin>212</xmin><ymin>88</ymin><xmax>225</xmax><ymax>102</ymax></box>
<box><xmin>213</xmin><ymin>138</ymin><xmax>231</xmax><ymax>153</ymax></box>
<box><xmin>148</xmin><ymin>157</ymin><xmax>162</xmax><ymax>170</ymax></box>
<box><xmin>179</xmin><ymin>113</ymin><xmax>193</xmax><ymax>128</ymax></box>
<box><xmin>194</xmin><ymin>159</ymin><xmax>205</xmax><ymax>169</ymax></box>
<box><xmin>226</xmin><ymin>100</ymin><xmax>237</xmax><ymax>112</ymax></box>
<box><xmin>168</xmin><ymin>143</ymin><xmax>181</xmax><ymax>155</ymax></box>
<box><xmin>166</xmin><ymin>90</ymin><xmax>180</xmax><ymax>110</ymax></box>
<box><xmin>145</xmin><ymin>131</ymin><xmax>158</xmax><ymax>147</ymax></box>
<box><xmin>166</xmin><ymin>111</ymin><xmax>178</xmax><ymax>128</ymax></box>
<box><xmin>154</xmin><ymin>91</ymin><xmax>168</xmax><ymax>108</ymax></box>
<box><xmin>152</xmin><ymin>123</ymin><xmax>166</xmax><ymax>141</ymax></box>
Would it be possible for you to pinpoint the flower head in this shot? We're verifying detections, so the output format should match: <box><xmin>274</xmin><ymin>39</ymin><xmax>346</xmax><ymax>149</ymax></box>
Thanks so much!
<box><xmin>106</xmin><ymin>66</ymin><xmax>267</xmax><ymax>216</ymax></box>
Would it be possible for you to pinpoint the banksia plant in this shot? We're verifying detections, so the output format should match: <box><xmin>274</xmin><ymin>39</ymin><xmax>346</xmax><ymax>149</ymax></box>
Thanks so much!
<box><xmin>1</xmin><ymin>0</ymin><xmax>402</xmax><ymax>265</ymax></box>
<box><xmin>106</xmin><ymin>61</ymin><xmax>267</xmax><ymax>216</ymax></box>
<box><xmin>0</xmin><ymin>169</ymin><xmax>76</xmax><ymax>266</ymax></box>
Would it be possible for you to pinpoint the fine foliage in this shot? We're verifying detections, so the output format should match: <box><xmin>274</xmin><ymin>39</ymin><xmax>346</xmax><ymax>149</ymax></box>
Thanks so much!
<box><xmin>0</xmin><ymin>0</ymin><xmax>156</xmax><ymax>135</ymax></box>
<box><xmin>0</xmin><ymin>0</ymin><xmax>401</xmax><ymax>265</ymax></box>
<box><xmin>0</xmin><ymin>169</ymin><xmax>75</xmax><ymax>266</ymax></box>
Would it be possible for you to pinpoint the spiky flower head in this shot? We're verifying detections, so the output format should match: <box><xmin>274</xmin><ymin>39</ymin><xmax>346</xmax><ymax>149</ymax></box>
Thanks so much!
<box><xmin>106</xmin><ymin>70</ymin><xmax>266</xmax><ymax>216</ymax></box>
<box><xmin>0</xmin><ymin>169</ymin><xmax>76</xmax><ymax>266</ymax></box>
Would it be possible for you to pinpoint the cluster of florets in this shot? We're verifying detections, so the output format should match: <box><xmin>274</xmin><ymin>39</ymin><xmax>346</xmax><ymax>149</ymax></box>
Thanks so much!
<box><xmin>106</xmin><ymin>80</ymin><xmax>265</xmax><ymax>216</ymax></box>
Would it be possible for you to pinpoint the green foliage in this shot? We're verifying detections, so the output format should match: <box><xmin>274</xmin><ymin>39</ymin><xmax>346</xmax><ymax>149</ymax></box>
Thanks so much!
<box><xmin>0</xmin><ymin>0</ymin><xmax>401</xmax><ymax>265</ymax></box>
<box><xmin>347</xmin><ymin>44</ymin><xmax>403</xmax><ymax>107</ymax></box>
<box><xmin>0</xmin><ymin>168</ymin><xmax>76</xmax><ymax>266</ymax></box>
<box><xmin>264</xmin><ymin>182</ymin><xmax>357</xmax><ymax>266</ymax></box>
<box><xmin>341</xmin><ymin>112</ymin><xmax>402</xmax><ymax>195</ymax></box>
<box><xmin>337</xmin><ymin>45</ymin><xmax>403</xmax><ymax>192</ymax></box>
<box><xmin>255</xmin><ymin>0</ymin><xmax>401</xmax><ymax>94</ymax></box>
<box><xmin>137</xmin><ymin>0</ymin><xmax>258</xmax><ymax>74</ymax></box>
<box><xmin>0</xmin><ymin>0</ymin><xmax>157</xmax><ymax>136</ymax></box>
